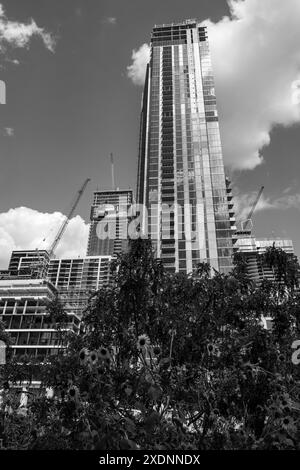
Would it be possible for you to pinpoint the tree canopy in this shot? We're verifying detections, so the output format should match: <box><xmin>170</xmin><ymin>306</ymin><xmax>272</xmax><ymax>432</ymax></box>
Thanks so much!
<box><xmin>0</xmin><ymin>239</ymin><xmax>299</xmax><ymax>450</ymax></box>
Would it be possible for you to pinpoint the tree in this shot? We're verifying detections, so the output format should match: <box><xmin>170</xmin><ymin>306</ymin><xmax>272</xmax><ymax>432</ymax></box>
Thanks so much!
<box><xmin>1</xmin><ymin>240</ymin><xmax>299</xmax><ymax>450</ymax></box>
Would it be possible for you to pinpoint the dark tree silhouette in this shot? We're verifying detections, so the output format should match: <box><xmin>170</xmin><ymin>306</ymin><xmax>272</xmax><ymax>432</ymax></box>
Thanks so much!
<box><xmin>1</xmin><ymin>240</ymin><xmax>299</xmax><ymax>450</ymax></box>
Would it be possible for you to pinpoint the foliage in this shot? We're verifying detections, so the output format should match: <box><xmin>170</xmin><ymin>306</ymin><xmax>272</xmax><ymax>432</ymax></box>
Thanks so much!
<box><xmin>1</xmin><ymin>240</ymin><xmax>299</xmax><ymax>450</ymax></box>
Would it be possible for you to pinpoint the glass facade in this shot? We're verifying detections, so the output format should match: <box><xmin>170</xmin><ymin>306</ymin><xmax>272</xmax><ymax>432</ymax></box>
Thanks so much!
<box><xmin>137</xmin><ymin>20</ymin><xmax>235</xmax><ymax>273</ymax></box>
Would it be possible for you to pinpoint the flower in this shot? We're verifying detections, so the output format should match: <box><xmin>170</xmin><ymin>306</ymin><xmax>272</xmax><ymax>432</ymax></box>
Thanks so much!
<box><xmin>98</xmin><ymin>347</ymin><xmax>110</xmax><ymax>361</ymax></box>
<box><xmin>207</xmin><ymin>343</ymin><xmax>221</xmax><ymax>357</ymax></box>
<box><xmin>153</xmin><ymin>346</ymin><xmax>161</xmax><ymax>356</ymax></box>
<box><xmin>89</xmin><ymin>350</ymin><xmax>98</xmax><ymax>365</ymax></box>
<box><xmin>212</xmin><ymin>346</ymin><xmax>221</xmax><ymax>358</ymax></box>
<box><xmin>68</xmin><ymin>385</ymin><xmax>80</xmax><ymax>402</ymax></box>
<box><xmin>79</xmin><ymin>348</ymin><xmax>89</xmax><ymax>364</ymax></box>
<box><xmin>282</xmin><ymin>416</ymin><xmax>294</xmax><ymax>430</ymax></box>
<box><xmin>137</xmin><ymin>334</ymin><xmax>150</xmax><ymax>351</ymax></box>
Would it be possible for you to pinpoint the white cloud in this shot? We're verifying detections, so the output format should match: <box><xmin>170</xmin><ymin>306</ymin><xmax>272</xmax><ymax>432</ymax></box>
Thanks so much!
<box><xmin>127</xmin><ymin>43</ymin><xmax>150</xmax><ymax>86</ymax></box>
<box><xmin>3</xmin><ymin>127</ymin><xmax>14</xmax><ymax>137</ymax></box>
<box><xmin>127</xmin><ymin>0</ymin><xmax>300</xmax><ymax>170</ymax></box>
<box><xmin>6</xmin><ymin>58</ymin><xmax>20</xmax><ymax>65</ymax></box>
<box><xmin>202</xmin><ymin>0</ymin><xmax>300</xmax><ymax>170</ymax></box>
<box><xmin>0</xmin><ymin>3</ymin><xmax>55</xmax><ymax>53</ymax></box>
<box><xmin>102</xmin><ymin>16</ymin><xmax>117</xmax><ymax>25</ymax></box>
<box><xmin>234</xmin><ymin>189</ymin><xmax>300</xmax><ymax>222</ymax></box>
<box><xmin>0</xmin><ymin>207</ymin><xmax>89</xmax><ymax>269</ymax></box>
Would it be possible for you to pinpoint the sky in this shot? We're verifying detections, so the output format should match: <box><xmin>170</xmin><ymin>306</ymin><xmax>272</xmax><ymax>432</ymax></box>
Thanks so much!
<box><xmin>0</xmin><ymin>0</ymin><xmax>300</xmax><ymax>268</ymax></box>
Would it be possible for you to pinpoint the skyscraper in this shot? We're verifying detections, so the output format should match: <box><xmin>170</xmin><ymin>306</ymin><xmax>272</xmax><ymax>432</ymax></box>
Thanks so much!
<box><xmin>137</xmin><ymin>19</ymin><xmax>235</xmax><ymax>274</ymax></box>
<box><xmin>87</xmin><ymin>189</ymin><xmax>133</xmax><ymax>256</ymax></box>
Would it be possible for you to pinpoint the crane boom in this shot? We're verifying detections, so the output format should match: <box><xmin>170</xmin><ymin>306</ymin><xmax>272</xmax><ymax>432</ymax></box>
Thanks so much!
<box><xmin>241</xmin><ymin>186</ymin><xmax>264</xmax><ymax>231</ymax></box>
<box><xmin>48</xmin><ymin>178</ymin><xmax>91</xmax><ymax>258</ymax></box>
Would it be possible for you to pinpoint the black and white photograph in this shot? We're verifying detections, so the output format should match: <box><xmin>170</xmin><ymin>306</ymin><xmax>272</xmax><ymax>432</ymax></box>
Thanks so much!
<box><xmin>0</xmin><ymin>0</ymin><xmax>299</xmax><ymax>461</ymax></box>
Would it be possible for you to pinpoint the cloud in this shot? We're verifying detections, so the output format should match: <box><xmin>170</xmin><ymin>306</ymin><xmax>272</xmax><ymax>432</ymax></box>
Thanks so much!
<box><xmin>202</xmin><ymin>0</ymin><xmax>300</xmax><ymax>170</ymax></box>
<box><xmin>3</xmin><ymin>127</ymin><xmax>14</xmax><ymax>137</ymax></box>
<box><xmin>0</xmin><ymin>207</ymin><xmax>89</xmax><ymax>269</ymax></box>
<box><xmin>127</xmin><ymin>43</ymin><xmax>150</xmax><ymax>86</ymax></box>
<box><xmin>7</xmin><ymin>58</ymin><xmax>20</xmax><ymax>65</ymax></box>
<box><xmin>102</xmin><ymin>16</ymin><xmax>117</xmax><ymax>25</ymax></box>
<box><xmin>127</xmin><ymin>0</ymin><xmax>300</xmax><ymax>170</ymax></box>
<box><xmin>0</xmin><ymin>3</ymin><xmax>56</xmax><ymax>53</ymax></box>
<box><xmin>234</xmin><ymin>189</ymin><xmax>300</xmax><ymax>222</ymax></box>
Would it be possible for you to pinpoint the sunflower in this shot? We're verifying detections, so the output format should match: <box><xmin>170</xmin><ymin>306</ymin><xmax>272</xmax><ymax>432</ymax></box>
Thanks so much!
<box><xmin>98</xmin><ymin>347</ymin><xmax>110</xmax><ymax>361</ymax></box>
<box><xmin>207</xmin><ymin>343</ymin><xmax>221</xmax><ymax>357</ymax></box>
<box><xmin>153</xmin><ymin>346</ymin><xmax>161</xmax><ymax>356</ymax></box>
<box><xmin>79</xmin><ymin>348</ymin><xmax>89</xmax><ymax>364</ymax></box>
<box><xmin>137</xmin><ymin>334</ymin><xmax>150</xmax><ymax>351</ymax></box>
<box><xmin>212</xmin><ymin>346</ymin><xmax>221</xmax><ymax>358</ymax></box>
<box><xmin>89</xmin><ymin>350</ymin><xmax>98</xmax><ymax>365</ymax></box>
<box><xmin>282</xmin><ymin>416</ymin><xmax>294</xmax><ymax>430</ymax></box>
<box><xmin>68</xmin><ymin>385</ymin><xmax>80</xmax><ymax>402</ymax></box>
<box><xmin>278</xmin><ymin>354</ymin><xmax>285</xmax><ymax>363</ymax></box>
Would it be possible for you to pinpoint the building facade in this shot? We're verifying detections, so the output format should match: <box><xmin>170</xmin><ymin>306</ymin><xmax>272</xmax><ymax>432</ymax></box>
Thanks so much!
<box><xmin>137</xmin><ymin>19</ymin><xmax>235</xmax><ymax>274</ymax></box>
<box><xmin>47</xmin><ymin>255</ymin><xmax>112</xmax><ymax>318</ymax></box>
<box><xmin>7</xmin><ymin>250</ymin><xmax>50</xmax><ymax>278</ymax></box>
<box><xmin>87</xmin><ymin>189</ymin><xmax>133</xmax><ymax>256</ymax></box>
<box><xmin>235</xmin><ymin>236</ymin><xmax>295</xmax><ymax>284</ymax></box>
<box><xmin>0</xmin><ymin>278</ymin><xmax>80</xmax><ymax>359</ymax></box>
<box><xmin>2</xmin><ymin>250</ymin><xmax>113</xmax><ymax>320</ymax></box>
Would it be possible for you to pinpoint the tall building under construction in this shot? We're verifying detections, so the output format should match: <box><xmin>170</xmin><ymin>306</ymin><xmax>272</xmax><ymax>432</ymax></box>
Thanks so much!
<box><xmin>137</xmin><ymin>19</ymin><xmax>235</xmax><ymax>273</ymax></box>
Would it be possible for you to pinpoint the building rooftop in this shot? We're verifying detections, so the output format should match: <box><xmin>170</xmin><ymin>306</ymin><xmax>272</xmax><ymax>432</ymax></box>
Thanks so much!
<box><xmin>153</xmin><ymin>19</ymin><xmax>199</xmax><ymax>28</ymax></box>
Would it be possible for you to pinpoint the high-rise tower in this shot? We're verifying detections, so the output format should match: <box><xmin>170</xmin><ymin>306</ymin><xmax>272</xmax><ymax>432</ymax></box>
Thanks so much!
<box><xmin>137</xmin><ymin>19</ymin><xmax>235</xmax><ymax>273</ymax></box>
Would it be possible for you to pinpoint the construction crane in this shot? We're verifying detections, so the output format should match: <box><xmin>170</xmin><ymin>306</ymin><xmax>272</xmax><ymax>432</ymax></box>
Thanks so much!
<box><xmin>30</xmin><ymin>178</ymin><xmax>91</xmax><ymax>278</ymax></box>
<box><xmin>240</xmin><ymin>185</ymin><xmax>264</xmax><ymax>232</ymax></box>
<box><xmin>47</xmin><ymin>178</ymin><xmax>91</xmax><ymax>259</ymax></box>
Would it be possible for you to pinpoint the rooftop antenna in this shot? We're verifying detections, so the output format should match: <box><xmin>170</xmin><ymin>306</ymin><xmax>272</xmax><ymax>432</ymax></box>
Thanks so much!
<box><xmin>110</xmin><ymin>153</ymin><xmax>116</xmax><ymax>190</ymax></box>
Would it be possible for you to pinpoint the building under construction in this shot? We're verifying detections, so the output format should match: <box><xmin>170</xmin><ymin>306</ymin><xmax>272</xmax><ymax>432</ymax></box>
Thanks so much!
<box><xmin>0</xmin><ymin>277</ymin><xmax>80</xmax><ymax>360</ymax></box>
<box><xmin>235</xmin><ymin>236</ymin><xmax>295</xmax><ymax>285</ymax></box>
<box><xmin>87</xmin><ymin>189</ymin><xmax>133</xmax><ymax>256</ymax></box>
